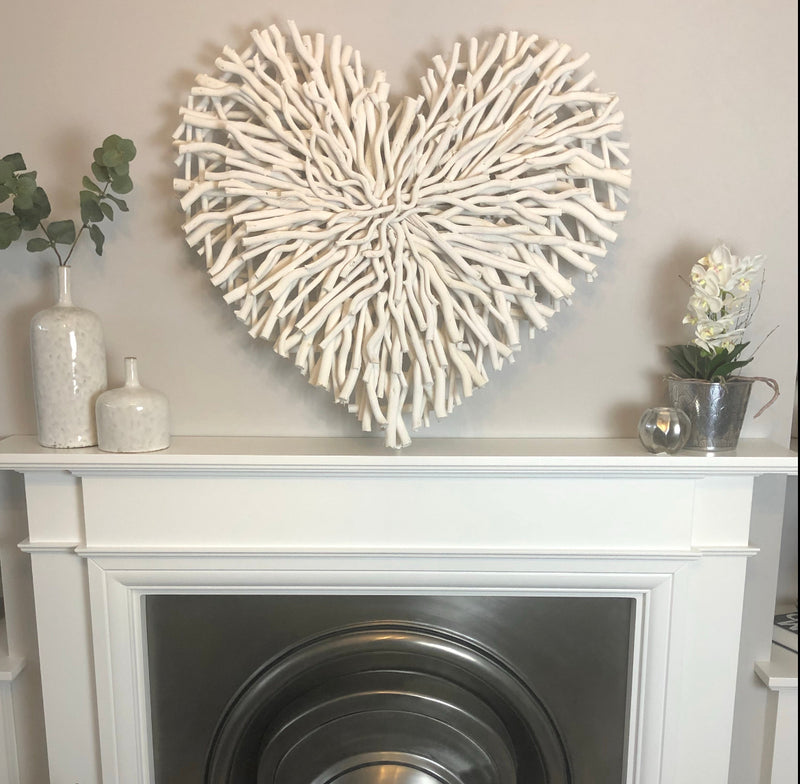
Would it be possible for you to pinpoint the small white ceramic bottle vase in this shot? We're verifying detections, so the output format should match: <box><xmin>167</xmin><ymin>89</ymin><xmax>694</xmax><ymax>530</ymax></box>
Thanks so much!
<box><xmin>96</xmin><ymin>357</ymin><xmax>170</xmax><ymax>452</ymax></box>
<box><xmin>30</xmin><ymin>265</ymin><xmax>108</xmax><ymax>448</ymax></box>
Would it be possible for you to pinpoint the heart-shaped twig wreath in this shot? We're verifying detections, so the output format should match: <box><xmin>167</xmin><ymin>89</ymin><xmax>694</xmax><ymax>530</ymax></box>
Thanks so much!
<box><xmin>174</xmin><ymin>21</ymin><xmax>631</xmax><ymax>447</ymax></box>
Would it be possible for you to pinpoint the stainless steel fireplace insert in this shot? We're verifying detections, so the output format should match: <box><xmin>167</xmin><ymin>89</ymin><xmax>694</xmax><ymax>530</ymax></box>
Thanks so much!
<box><xmin>146</xmin><ymin>594</ymin><xmax>633</xmax><ymax>783</ymax></box>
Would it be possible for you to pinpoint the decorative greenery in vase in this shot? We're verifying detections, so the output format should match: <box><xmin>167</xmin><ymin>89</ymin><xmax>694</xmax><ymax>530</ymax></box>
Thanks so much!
<box><xmin>0</xmin><ymin>134</ymin><xmax>136</xmax><ymax>265</ymax></box>
<box><xmin>666</xmin><ymin>243</ymin><xmax>767</xmax><ymax>382</ymax></box>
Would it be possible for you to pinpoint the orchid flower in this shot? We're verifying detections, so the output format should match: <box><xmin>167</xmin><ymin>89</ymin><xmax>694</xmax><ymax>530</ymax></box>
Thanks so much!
<box><xmin>667</xmin><ymin>243</ymin><xmax>766</xmax><ymax>381</ymax></box>
<box><xmin>684</xmin><ymin>244</ymin><xmax>763</xmax><ymax>352</ymax></box>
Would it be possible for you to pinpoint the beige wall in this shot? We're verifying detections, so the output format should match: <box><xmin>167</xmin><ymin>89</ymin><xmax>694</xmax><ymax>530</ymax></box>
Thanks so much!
<box><xmin>0</xmin><ymin>0</ymin><xmax>797</xmax><ymax>444</ymax></box>
<box><xmin>0</xmin><ymin>2</ymin><xmax>797</xmax><ymax>782</ymax></box>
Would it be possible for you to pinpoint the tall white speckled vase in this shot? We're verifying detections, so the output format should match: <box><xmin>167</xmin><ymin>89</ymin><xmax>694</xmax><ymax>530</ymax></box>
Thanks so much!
<box><xmin>30</xmin><ymin>265</ymin><xmax>108</xmax><ymax>448</ymax></box>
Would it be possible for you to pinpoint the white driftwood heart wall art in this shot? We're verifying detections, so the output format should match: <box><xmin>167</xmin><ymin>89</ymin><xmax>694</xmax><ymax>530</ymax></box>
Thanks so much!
<box><xmin>174</xmin><ymin>21</ymin><xmax>631</xmax><ymax>448</ymax></box>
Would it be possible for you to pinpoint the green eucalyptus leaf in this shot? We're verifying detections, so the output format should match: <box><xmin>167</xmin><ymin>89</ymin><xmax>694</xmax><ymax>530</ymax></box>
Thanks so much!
<box><xmin>82</xmin><ymin>176</ymin><xmax>102</xmax><ymax>194</ymax></box>
<box><xmin>119</xmin><ymin>138</ymin><xmax>136</xmax><ymax>162</ymax></box>
<box><xmin>1</xmin><ymin>152</ymin><xmax>27</xmax><ymax>172</ymax></box>
<box><xmin>12</xmin><ymin>173</ymin><xmax>38</xmax><ymax>208</ymax></box>
<box><xmin>0</xmin><ymin>155</ymin><xmax>27</xmax><ymax>186</ymax></box>
<box><xmin>91</xmin><ymin>162</ymin><xmax>110</xmax><ymax>183</ymax></box>
<box><xmin>26</xmin><ymin>237</ymin><xmax>52</xmax><ymax>252</ymax></box>
<box><xmin>32</xmin><ymin>186</ymin><xmax>51</xmax><ymax>218</ymax></box>
<box><xmin>2</xmin><ymin>138</ymin><xmax>134</xmax><ymax>257</ymax></box>
<box><xmin>105</xmin><ymin>193</ymin><xmax>128</xmax><ymax>211</ymax></box>
<box><xmin>12</xmin><ymin>193</ymin><xmax>33</xmax><ymax>211</ymax></box>
<box><xmin>80</xmin><ymin>190</ymin><xmax>104</xmax><ymax>223</ymax></box>
<box><xmin>15</xmin><ymin>170</ymin><xmax>38</xmax><ymax>187</ymax></box>
<box><xmin>109</xmin><ymin>172</ymin><xmax>133</xmax><ymax>194</ymax></box>
<box><xmin>0</xmin><ymin>162</ymin><xmax>15</xmax><ymax>186</ymax></box>
<box><xmin>46</xmin><ymin>219</ymin><xmax>76</xmax><ymax>245</ymax></box>
<box><xmin>0</xmin><ymin>213</ymin><xmax>22</xmax><ymax>249</ymax></box>
<box><xmin>99</xmin><ymin>136</ymin><xmax>124</xmax><ymax>168</ymax></box>
<box><xmin>13</xmin><ymin>186</ymin><xmax>50</xmax><ymax>230</ymax></box>
<box><xmin>100</xmin><ymin>135</ymin><xmax>136</xmax><ymax>167</ymax></box>
<box><xmin>89</xmin><ymin>223</ymin><xmax>105</xmax><ymax>255</ymax></box>
<box><xmin>14</xmin><ymin>206</ymin><xmax>41</xmax><ymax>231</ymax></box>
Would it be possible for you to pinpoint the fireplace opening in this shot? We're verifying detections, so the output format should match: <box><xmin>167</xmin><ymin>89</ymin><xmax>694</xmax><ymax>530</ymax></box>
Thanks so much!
<box><xmin>145</xmin><ymin>595</ymin><xmax>633</xmax><ymax>783</ymax></box>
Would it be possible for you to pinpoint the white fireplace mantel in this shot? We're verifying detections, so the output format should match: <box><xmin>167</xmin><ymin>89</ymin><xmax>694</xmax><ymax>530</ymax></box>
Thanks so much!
<box><xmin>0</xmin><ymin>435</ymin><xmax>796</xmax><ymax>784</ymax></box>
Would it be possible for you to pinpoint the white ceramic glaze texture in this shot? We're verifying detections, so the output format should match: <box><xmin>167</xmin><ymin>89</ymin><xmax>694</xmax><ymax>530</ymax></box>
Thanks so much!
<box><xmin>30</xmin><ymin>266</ymin><xmax>108</xmax><ymax>448</ymax></box>
<box><xmin>96</xmin><ymin>357</ymin><xmax>170</xmax><ymax>453</ymax></box>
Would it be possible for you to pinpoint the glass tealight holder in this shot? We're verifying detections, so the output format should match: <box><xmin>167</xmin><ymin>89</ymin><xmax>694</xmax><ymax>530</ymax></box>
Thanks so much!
<box><xmin>637</xmin><ymin>407</ymin><xmax>692</xmax><ymax>454</ymax></box>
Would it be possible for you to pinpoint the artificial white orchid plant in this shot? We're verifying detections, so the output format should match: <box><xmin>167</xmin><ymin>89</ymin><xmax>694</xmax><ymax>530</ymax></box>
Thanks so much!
<box><xmin>667</xmin><ymin>243</ymin><xmax>765</xmax><ymax>381</ymax></box>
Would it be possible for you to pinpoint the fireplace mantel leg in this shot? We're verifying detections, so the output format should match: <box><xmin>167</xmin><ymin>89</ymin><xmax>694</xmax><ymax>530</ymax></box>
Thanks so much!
<box><xmin>19</xmin><ymin>471</ymin><xmax>102</xmax><ymax>784</ymax></box>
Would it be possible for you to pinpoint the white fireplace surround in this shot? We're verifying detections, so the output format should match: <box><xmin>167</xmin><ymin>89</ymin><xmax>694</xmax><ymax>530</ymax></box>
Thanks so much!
<box><xmin>0</xmin><ymin>435</ymin><xmax>796</xmax><ymax>784</ymax></box>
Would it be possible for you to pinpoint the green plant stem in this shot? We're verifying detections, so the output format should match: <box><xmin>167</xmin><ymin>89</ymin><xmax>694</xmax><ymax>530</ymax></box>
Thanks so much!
<box><xmin>62</xmin><ymin>226</ymin><xmax>86</xmax><ymax>267</ymax></box>
<box><xmin>45</xmin><ymin>180</ymin><xmax>112</xmax><ymax>267</ymax></box>
<box><xmin>37</xmin><ymin>221</ymin><xmax>64</xmax><ymax>265</ymax></box>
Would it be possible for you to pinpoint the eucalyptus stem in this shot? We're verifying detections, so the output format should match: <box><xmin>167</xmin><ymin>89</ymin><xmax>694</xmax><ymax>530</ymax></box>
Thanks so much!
<box><xmin>61</xmin><ymin>180</ymin><xmax>111</xmax><ymax>266</ymax></box>
<box><xmin>62</xmin><ymin>227</ymin><xmax>84</xmax><ymax>267</ymax></box>
<box><xmin>37</xmin><ymin>220</ymin><xmax>63</xmax><ymax>265</ymax></box>
<box><xmin>0</xmin><ymin>134</ymin><xmax>136</xmax><ymax>263</ymax></box>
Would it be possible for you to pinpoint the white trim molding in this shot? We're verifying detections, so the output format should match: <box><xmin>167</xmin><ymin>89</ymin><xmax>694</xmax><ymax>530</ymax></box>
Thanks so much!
<box><xmin>1</xmin><ymin>435</ymin><xmax>796</xmax><ymax>784</ymax></box>
<box><xmin>84</xmin><ymin>550</ymin><xmax>689</xmax><ymax>784</ymax></box>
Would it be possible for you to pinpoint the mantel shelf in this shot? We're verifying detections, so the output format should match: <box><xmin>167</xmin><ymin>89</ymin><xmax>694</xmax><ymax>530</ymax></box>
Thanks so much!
<box><xmin>5</xmin><ymin>433</ymin><xmax>796</xmax><ymax>784</ymax></box>
<box><xmin>0</xmin><ymin>435</ymin><xmax>796</xmax><ymax>479</ymax></box>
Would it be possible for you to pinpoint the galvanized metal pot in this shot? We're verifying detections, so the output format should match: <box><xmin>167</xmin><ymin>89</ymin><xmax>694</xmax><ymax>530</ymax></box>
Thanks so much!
<box><xmin>667</xmin><ymin>377</ymin><xmax>754</xmax><ymax>451</ymax></box>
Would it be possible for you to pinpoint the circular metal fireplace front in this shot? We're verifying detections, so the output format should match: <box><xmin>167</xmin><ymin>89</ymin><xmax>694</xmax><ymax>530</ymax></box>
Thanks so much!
<box><xmin>205</xmin><ymin>622</ymin><xmax>572</xmax><ymax>783</ymax></box>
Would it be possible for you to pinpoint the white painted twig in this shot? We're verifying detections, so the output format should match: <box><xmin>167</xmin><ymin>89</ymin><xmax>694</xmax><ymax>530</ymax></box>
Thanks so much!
<box><xmin>174</xmin><ymin>22</ymin><xmax>631</xmax><ymax>448</ymax></box>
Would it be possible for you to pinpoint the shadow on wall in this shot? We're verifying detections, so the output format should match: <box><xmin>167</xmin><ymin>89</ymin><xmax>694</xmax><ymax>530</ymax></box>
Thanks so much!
<box><xmin>1</xmin><ymin>260</ymin><xmax>57</xmax><ymax>434</ymax></box>
<box><xmin>604</xmin><ymin>241</ymin><xmax>709</xmax><ymax>435</ymax></box>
